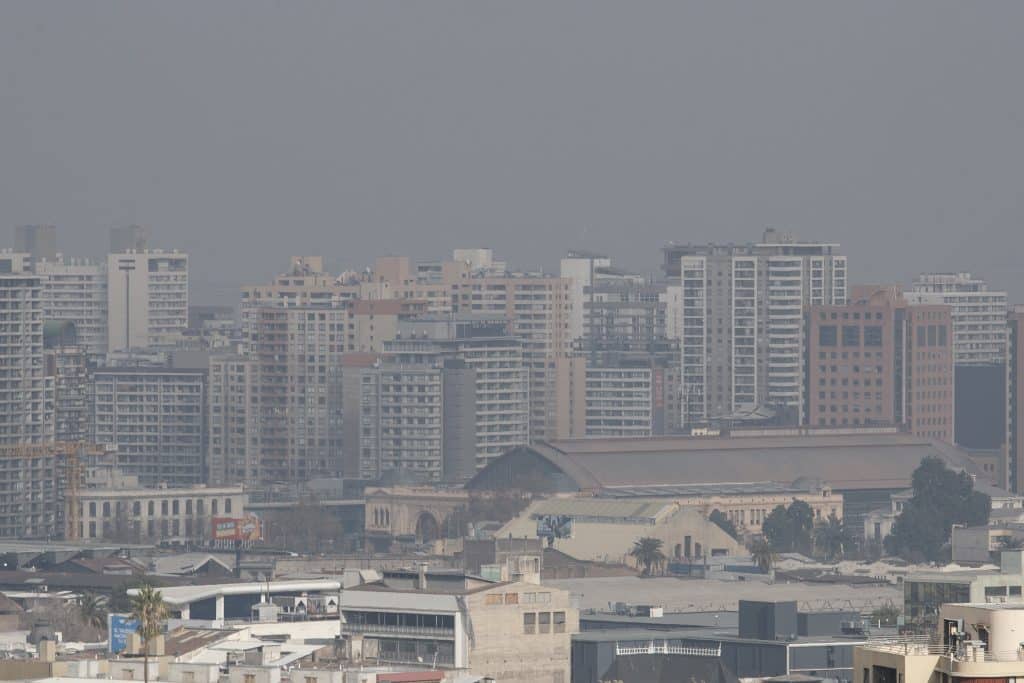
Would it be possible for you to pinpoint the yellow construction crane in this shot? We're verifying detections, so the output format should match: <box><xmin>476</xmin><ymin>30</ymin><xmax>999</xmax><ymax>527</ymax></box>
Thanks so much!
<box><xmin>0</xmin><ymin>441</ymin><xmax>112</xmax><ymax>540</ymax></box>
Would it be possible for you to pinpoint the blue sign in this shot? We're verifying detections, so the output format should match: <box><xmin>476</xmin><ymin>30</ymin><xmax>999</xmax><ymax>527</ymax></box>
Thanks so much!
<box><xmin>109</xmin><ymin>614</ymin><xmax>139</xmax><ymax>654</ymax></box>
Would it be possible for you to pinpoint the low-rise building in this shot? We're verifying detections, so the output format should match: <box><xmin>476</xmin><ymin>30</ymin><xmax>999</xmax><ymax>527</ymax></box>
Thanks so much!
<box><xmin>855</xmin><ymin>602</ymin><xmax>1024</xmax><ymax>683</ymax></box>
<box><xmin>75</xmin><ymin>484</ymin><xmax>245</xmax><ymax>543</ymax></box>
<box><xmin>496</xmin><ymin>497</ymin><xmax>742</xmax><ymax>565</ymax></box>
<box><xmin>903</xmin><ymin>551</ymin><xmax>1024</xmax><ymax>632</ymax></box>
<box><xmin>340</xmin><ymin>569</ymin><xmax>577</xmax><ymax>683</ymax></box>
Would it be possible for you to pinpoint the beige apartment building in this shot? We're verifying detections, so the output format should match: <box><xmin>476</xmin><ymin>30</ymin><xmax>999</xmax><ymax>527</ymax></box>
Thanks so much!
<box><xmin>451</xmin><ymin>275</ymin><xmax>572</xmax><ymax>442</ymax></box>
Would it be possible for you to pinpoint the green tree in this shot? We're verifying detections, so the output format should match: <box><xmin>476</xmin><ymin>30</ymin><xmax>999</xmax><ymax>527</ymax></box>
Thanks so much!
<box><xmin>885</xmin><ymin>457</ymin><xmax>991</xmax><ymax>562</ymax></box>
<box><xmin>749</xmin><ymin>538</ymin><xmax>777</xmax><ymax>575</ymax></box>
<box><xmin>813</xmin><ymin>513</ymin><xmax>854</xmax><ymax>561</ymax></box>
<box><xmin>78</xmin><ymin>593</ymin><xmax>108</xmax><ymax>633</ymax></box>
<box><xmin>762</xmin><ymin>505</ymin><xmax>792</xmax><ymax>551</ymax></box>
<box><xmin>629</xmin><ymin>537</ymin><xmax>667</xmax><ymax>576</ymax></box>
<box><xmin>709</xmin><ymin>509</ymin><xmax>739</xmax><ymax>539</ymax></box>
<box><xmin>785</xmin><ymin>500</ymin><xmax>815</xmax><ymax>555</ymax></box>
<box><xmin>129</xmin><ymin>585</ymin><xmax>167</xmax><ymax>683</ymax></box>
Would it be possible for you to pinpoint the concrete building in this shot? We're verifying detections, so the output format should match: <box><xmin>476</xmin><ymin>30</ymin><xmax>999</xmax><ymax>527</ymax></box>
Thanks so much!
<box><xmin>907</xmin><ymin>272</ymin><xmax>1009</xmax><ymax>456</ymax></box>
<box><xmin>805</xmin><ymin>285</ymin><xmax>955</xmax><ymax>442</ymax></box>
<box><xmin>496</xmin><ymin>497</ymin><xmax>742</xmax><ymax>564</ymax></box>
<box><xmin>902</xmin><ymin>551</ymin><xmax>1024</xmax><ymax>631</ymax></box>
<box><xmin>575</xmin><ymin>600</ymin><xmax>869</xmax><ymax>683</ymax></box>
<box><xmin>855</xmin><ymin>601</ymin><xmax>1024</xmax><ymax>683</ymax></box>
<box><xmin>560</xmin><ymin>250</ymin><xmax>613</xmax><ymax>343</ymax></box>
<box><xmin>906</xmin><ymin>272</ymin><xmax>1008</xmax><ymax>365</ymax></box>
<box><xmin>553</xmin><ymin>353</ymin><xmax>680</xmax><ymax>439</ymax></box>
<box><xmin>240</xmin><ymin>305</ymin><xmax>344</xmax><ymax>485</ymax></box>
<box><xmin>0</xmin><ymin>269</ymin><xmax>50</xmax><ymax>444</ymax></box>
<box><xmin>36</xmin><ymin>258</ymin><xmax>109</xmax><ymax>358</ymax></box>
<box><xmin>663</xmin><ymin>228</ymin><xmax>848</xmax><ymax>428</ymax></box>
<box><xmin>44</xmin><ymin>321</ymin><xmax>90</xmax><ymax>443</ymax></box>
<box><xmin>106</xmin><ymin>250</ymin><xmax>189</xmax><ymax>351</ymax></box>
<box><xmin>13</xmin><ymin>225</ymin><xmax>57</xmax><ymax>265</ymax></box>
<box><xmin>74</xmin><ymin>484</ymin><xmax>245</xmax><ymax>543</ymax></box>
<box><xmin>339</xmin><ymin>571</ymin><xmax>577</xmax><ymax>682</ymax></box>
<box><xmin>450</xmin><ymin>273</ymin><xmax>572</xmax><ymax>442</ymax></box>
<box><xmin>207</xmin><ymin>354</ymin><xmax>259</xmax><ymax>486</ymax></box>
<box><xmin>92</xmin><ymin>366</ymin><xmax>207</xmax><ymax>487</ymax></box>
<box><xmin>383</xmin><ymin>316</ymin><xmax>530</xmax><ymax>469</ymax></box>
<box><xmin>341</xmin><ymin>354</ymin><xmax>477</xmax><ymax>483</ymax></box>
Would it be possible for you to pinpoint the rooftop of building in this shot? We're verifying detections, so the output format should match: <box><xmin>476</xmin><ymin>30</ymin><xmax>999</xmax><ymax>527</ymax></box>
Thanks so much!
<box><xmin>131</xmin><ymin>579</ymin><xmax>342</xmax><ymax>606</ymax></box>
<box><xmin>468</xmin><ymin>431</ymin><xmax>979</xmax><ymax>493</ymax></box>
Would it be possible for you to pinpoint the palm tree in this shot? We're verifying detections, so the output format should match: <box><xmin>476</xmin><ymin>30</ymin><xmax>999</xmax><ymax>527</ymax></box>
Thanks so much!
<box><xmin>629</xmin><ymin>537</ymin><xmax>667</xmax><ymax>576</ymax></box>
<box><xmin>78</xmin><ymin>593</ymin><xmax>108</xmax><ymax>633</ymax></box>
<box><xmin>813</xmin><ymin>513</ymin><xmax>854</xmax><ymax>562</ymax></box>
<box><xmin>749</xmin><ymin>539</ymin><xmax>777</xmax><ymax>576</ymax></box>
<box><xmin>129</xmin><ymin>585</ymin><xmax>167</xmax><ymax>683</ymax></box>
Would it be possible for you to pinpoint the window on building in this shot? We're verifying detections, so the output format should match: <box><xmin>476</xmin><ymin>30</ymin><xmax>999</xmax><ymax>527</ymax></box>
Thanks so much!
<box><xmin>819</xmin><ymin>325</ymin><xmax>838</xmax><ymax>347</ymax></box>
<box><xmin>538</xmin><ymin>612</ymin><xmax>551</xmax><ymax>633</ymax></box>
<box><xmin>554</xmin><ymin>611</ymin><xmax>566</xmax><ymax>633</ymax></box>
<box><xmin>842</xmin><ymin>325</ymin><xmax>860</xmax><ymax>347</ymax></box>
<box><xmin>243</xmin><ymin>675</ymin><xmax>256</xmax><ymax>683</ymax></box>
<box><xmin>864</xmin><ymin>326</ymin><xmax>883</xmax><ymax>347</ymax></box>
<box><xmin>172</xmin><ymin>500</ymin><xmax>180</xmax><ymax>515</ymax></box>
<box><xmin>504</xmin><ymin>593</ymin><xmax>519</xmax><ymax>605</ymax></box>
<box><xmin>524</xmin><ymin>612</ymin><xmax>536</xmax><ymax>634</ymax></box>
<box><xmin>103</xmin><ymin>502</ymin><xmax>111</xmax><ymax>518</ymax></box>
<box><xmin>89</xmin><ymin>502</ymin><xmax>96</xmax><ymax>517</ymax></box>
<box><xmin>485</xmin><ymin>594</ymin><xmax>502</xmax><ymax>606</ymax></box>
<box><xmin>225</xmin><ymin>498</ymin><xmax>233</xmax><ymax>514</ymax></box>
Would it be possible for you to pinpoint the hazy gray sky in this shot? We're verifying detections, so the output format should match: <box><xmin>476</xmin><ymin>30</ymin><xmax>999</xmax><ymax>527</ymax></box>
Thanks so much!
<box><xmin>2</xmin><ymin>2</ymin><xmax>1023</xmax><ymax>304</ymax></box>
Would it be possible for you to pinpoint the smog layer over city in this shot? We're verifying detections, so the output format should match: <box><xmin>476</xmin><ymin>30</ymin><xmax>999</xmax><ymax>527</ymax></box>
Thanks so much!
<box><xmin>1</xmin><ymin>3</ymin><xmax>1023</xmax><ymax>683</ymax></box>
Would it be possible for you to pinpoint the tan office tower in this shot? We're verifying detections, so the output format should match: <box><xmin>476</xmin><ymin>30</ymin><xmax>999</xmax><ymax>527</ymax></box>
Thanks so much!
<box><xmin>805</xmin><ymin>286</ymin><xmax>954</xmax><ymax>443</ymax></box>
<box><xmin>451</xmin><ymin>274</ymin><xmax>571</xmax><ymax>442</ymax></box>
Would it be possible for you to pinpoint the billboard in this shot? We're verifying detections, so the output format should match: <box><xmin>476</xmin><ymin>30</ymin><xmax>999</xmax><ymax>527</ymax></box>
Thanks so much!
<box><xmin>212</xmin><ymin>514</ymin><xmax>262</xmax><ymax>541</ymax></box>
<box><xmin>108</xmin><ymin>614</ymin><xmax>139</xmax><ymax>654</ymax></box>
<box><xmin>536</xmin><ymin>514</ymin><xmax>573</xmax><ymax>540</ymax></box>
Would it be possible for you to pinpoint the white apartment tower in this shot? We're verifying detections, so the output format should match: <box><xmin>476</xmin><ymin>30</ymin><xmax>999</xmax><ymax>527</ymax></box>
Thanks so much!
<box><xmin>665</xmin><ymin>229</ymin><xmax>847</xmax><ymax>427</ymax></box>
<box><xmin>906</xmin><ymin>272</ymin><xmax>1008</xmax><ymax>365</ymax></box>
<box><xmin>36</xmin><ymin>259</ymin><xmax>109</xmax><ymax>359</ymax></box>
<box><xmin>106</xmin><ymin>250</ymin><xmax>189</xmax><ymax>351</ymax></box>
<box><xmin>0</xmin><ymin>271</ymin><xmax>50</xmax><ymax>444</ymax></box>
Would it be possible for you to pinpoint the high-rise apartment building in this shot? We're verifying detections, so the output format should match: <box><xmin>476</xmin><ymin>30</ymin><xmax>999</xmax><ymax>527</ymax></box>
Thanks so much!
<box><xmin>382</xmin><ymin>316</ymin><xmax>529</xmax><ymax>469</ymax></box>
<box><xmin>106</xmin><ymin>250</ymin><xmax>189</xmax><ymax>351</ymax></box>
<box><xmin>804</xmin><ymin>286</ymin><xmax>954</xmax><ymax>442</ymax></box>
<box><xmin>92</xmin><ymin>366</ymin><xmax>207</xmax><ymax>487</ymax></box>
<box><xmin>906</xmin><ymin>272</ymin><xmax>1009</xmax><ymax>452</ymax></box>
<box><xmin>13</xmin><ymin>225</ymin><xmax>57</xmax><ymax>265</ymax></box>
<box><xmin>44</xmin><ymin>321</ymin><xmax>91</xmax><ymax>443</ymax></box>
<box><xmin>241</xmin><ymin>305</ymin><xmax>345</xmax><ymax>485</ymax></box>
<box><xmin>36</xmin><ymin>258</ymin><xmax>108</xmax><ymax>359</ymax></box>
<box><xmin>451</xmin><ymin>274</ymin><xmax>571</xmax><ymax>441</ymax></box>
<box><xmin>905</xmin><ymin>272</ymin><xmax>1008</xmax><ymax>364</ymax></box>
<box><xmin>0</xmin><ymin>270</ymin><xmax>49</xmax><ymax>445</ymax></box>
<box><xmin>341</xmin><ymin>354</ymin><xmax>477</xmax><ymax>482</ymax></box>
<box><xmin>560</xmin><ymin>251</ymin><xmax>613</xmax><ymax>343</ymax></box>
<box><xmin>663</xmin><ymin>229</ymin><xmax>848</xmax><ymax>427</ymax></box>
<box><xmin>207</xmin><ymin>354</ymin><xmax>259</xmax><ymax>486</ymax></box>
<box><xmin>553</xmin><ymin>352</ymin><xmax>679</xmax><ymax>439</ymax></box>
